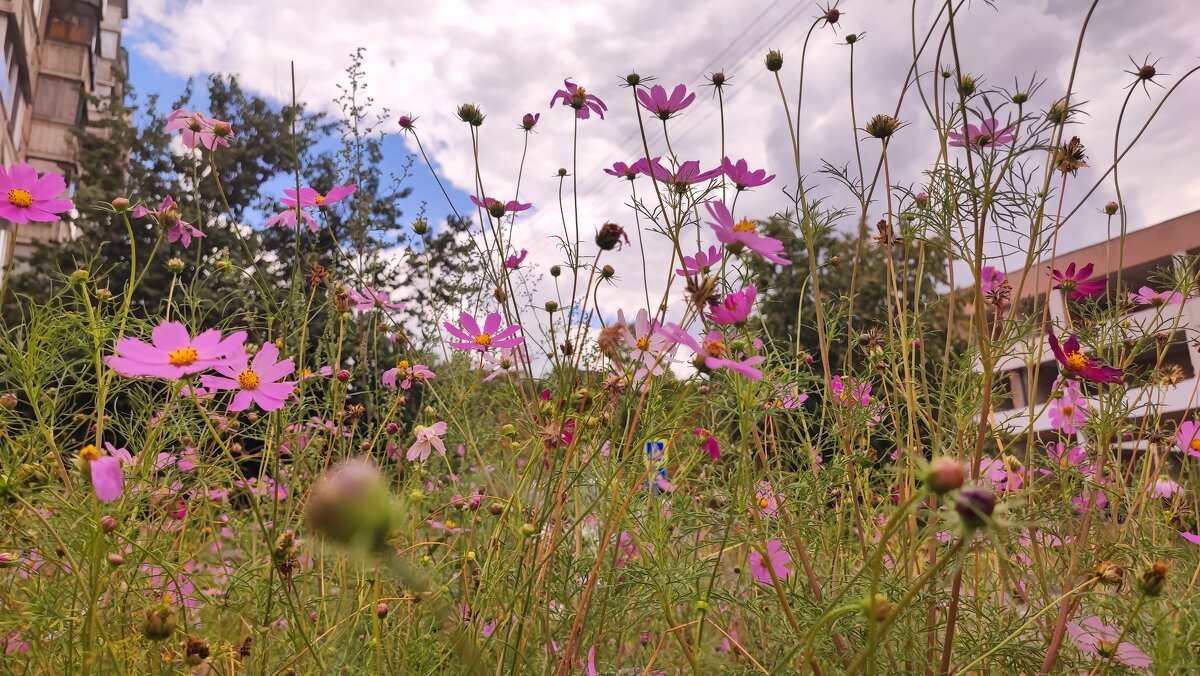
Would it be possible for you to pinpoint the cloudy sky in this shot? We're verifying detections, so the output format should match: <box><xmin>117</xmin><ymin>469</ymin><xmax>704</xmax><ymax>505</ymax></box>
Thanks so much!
<box><xmin>126</xmin><ymin>0</ymin><xmax>1200</xmax><ymax>321</ymax></box>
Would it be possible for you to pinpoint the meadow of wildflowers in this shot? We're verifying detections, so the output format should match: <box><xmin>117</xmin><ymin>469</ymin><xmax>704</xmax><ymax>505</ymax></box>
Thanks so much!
<box><xmin>2</xmin><ymin>3</ymin><xmax>1200</xmax><ymax>674</ymax></box>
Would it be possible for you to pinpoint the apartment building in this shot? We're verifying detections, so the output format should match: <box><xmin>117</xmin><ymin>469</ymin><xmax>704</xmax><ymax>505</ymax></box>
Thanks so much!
<box><xmin>0</xmin><ymin>0</ymin><xmax>128</xmax><ymax>271</ymax></box>
<box><xmin>988</xmin><ymin>209</ymin><xmax>1200</xmax><ymax>441</ymax></box>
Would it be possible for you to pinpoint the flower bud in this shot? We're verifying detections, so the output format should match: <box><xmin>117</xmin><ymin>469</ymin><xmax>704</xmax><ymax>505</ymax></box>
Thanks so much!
<box><xmin>863</xmin><ymin>593</ymin><xmax>891</xmax><ymax>623</ymax></box>
<box><xmin>1139</xmin><ymin>561</ymin><xmax>1167</xmax><ymax>597</ymax></box>
<box><xmin>141</xmin><ymin>603</ymin><xmax>178</xmax><ymax>641</ymax></box>
<box><xmin>765</xmin><ymin>49</ymin><xmax>783</xmax><ymax>72</ymax></box>
<box><xmin>557</xmin><ymin>167</ymin><xmax>568</xmax><ymax>177</ymax></box>
<box><xmin>166</xmin><ymin>257</ymin><xmax>185</xmax><ymax>274</ymax></box>
<box><xmin>69</xmin><ymin>269</ymin><xmax>89</xmax><ymax>284</ymax></box>
<box><xmin>456</xmin><ymin>103</ymin><xmax>484</xmax><ymax>126</ymax></box>
<box><xmin>595</xmin><ymin>222</ymin><xmax>629</xmax><ymax>251</ymax></box>
<box><xmin>99</xmin><ymin>515</ymin><xmax>119</xmax><ymax>533</ymax></box>
<box><xmin>865</xmin><ymin>114</ymin><xmax>901</xmax><ymax>139</ymax></box>
<box><xmin>915</xmin><ymin>192</ymin><xmax>929</xmax><ymax>208</ymax></box>
<box><xmin>0</xmin><ymin>393</ymin><xmax>17</xmax><ymax>409</ymax></box>
<box><xmin>488</xmin><ymin>502</ymin><xmax>504</xmax><ymax>515</ymax></box>
<box><xmin>493</xmin><ymin>285</ymin><xmax>507</xmax><ymax>303</ymax></box>
<box><xmin>709</xmin><ymin>71</ymin><xmax>726</xmax><ymax>87</ymax></box>
<box><xmin>549</xmin><ymin>265</ymin><xmax>562</xmax><ymax>277</ymax></box>
<box><xmin>376</xmin><ymin>602</ymin><xmax>390</xmax><ymax>619</ymax></box>
<box><xmin>544</xmin><ymin>301</ymin><xmax>558</xmax><ymax>313</ymax></box>
<box><xmin>625</xmin><ymin>72</ymin><xmax>641</xmax><ymax>86</ymax></box>
<box><xmin>0</xmin><ymin>552</ymin><xmax>18</xmax><ymax>568</ymax></box>
<box><xmin>336</xmin><ymin>369</ymin><xmax>351</xmax><ymax>383</ymax></box>
<box><xmin>305</xmin><ymin>458</ymin><xmax>398</xmax><ymax>552</ymax></box>
<box><xmin>487</xmin><ymin>201</ymin><xmax>507</xmax><ymax>219</ymax></box>
<box><xmin>923</xmin><ymin>457</ymin><xmax>965</xmax><ymax>495</ymax></box>
<box><xmin>1011</xmin><ymin>91</ymin><xmax>1029</xmax><ymax>104</ymax></box>
<box><xmin>1104</xmin><ymin>201</ymin><xmax>1119</xmax><ymax>216</ymax></box>
<box><xmin>110</xmin><ymin>197</ymin><xmax>131</xmax><ymax>211</ymax></box>
<box><xmin>953</xmin><ymin>486</ymin><xmax>996</xmax><ymax>529</ymax></box>
<box><xmin>215</xmin><ymin>258</ymin><xmax>232</xmax><ymax>273</ymax></box>
<box><xmin>956</xmin><ymin>75</ymin><xmax>977</xmax><ymax>97</ymax></box>
<box><xmin>600</xmin><ymin>264</ymin><xmax>615</xmax><ymax>280</ymax></box>
<box><xmin>385</xmin><ymin>422</ymin><xmax>399</xmax><ymax>435</ymax></box>
<box><xmin>95</xmin><ymin>288</ymin><xmax>112</xmax><ymax>301</ymax></box>
<box><xmin>212</xmin><ymin>121</ymin><xmax>232</xmax><ymax>137</ymax></box>
<box><xmin>398</xmin><ymin>114</ymin><xmax>416</xmax><ymax>130</ymax></box>
<box><xmin>412</xmin><ymin>217</ymin><xmax>428</xmax><ymax>235</ymax></box>
<box><xmin>521</xmin><ymin>523</ymin><xmax>537</xmax><ymax>538</ymax></box>
<box><xmin>106</xmin><ymin>552</ymin><xmax>124</xmax><ymax>567</ymax></box>
<box><xmin>521</xmin><ymin>113</ymin><xmax>539</xmax><ymax>131</ymax></box>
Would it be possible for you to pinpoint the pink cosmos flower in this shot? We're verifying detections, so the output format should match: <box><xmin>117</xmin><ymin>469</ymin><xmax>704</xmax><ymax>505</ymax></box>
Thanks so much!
<box><xmin>263</xmin><ymin>207</ymin><xmax>318</xmax><ymax>233</ymax></box>
<box><xmin>676</xmin><ymin>246</ymin><xmax>722</xmax><ymax>277</ymax></box>
<box><xmin>1047</xmin><ymin>378</ymin><xmax>1089</xmax><ymax>434</ymax></box>
<box><xmin>631</xmin><ymin>156</ymin><xmax>670</xmax><ymax>181</ymax></box>
<box><xmin>444</xmin><ymin>311</ymin><xmax>524</xmax><ymax>352</ymax></box>
<box><xmin>1050</xmin><ymin>262</ymin><xmax>1106</xmax><ymax>300</ymax></box>
<box><xmin>604</xmin><ymin>161</ymin><xmax>639</xmax><ymax>180</ymax></box>
<box><xmin>106</xmin><ymin>321</ymin><xmax>246</xmax><ymax>379</ymax></box>
<box><xmin>766</xmin><ymin>386</ymin><xmax>809</xmax><ymax>410</ymax></box>
<box><xmin>382</xmin><ymin>361</ymin><xmax>435</xmax><ymax>390</ymax></box>
<box><xmin>636</xmin><ymin>83</ymin><xmax>696</xmax><ymax>120</ymax></box>
<box><xmin>1130</xmin><ymin>286</ymin><xmax>1183</xmax><ymax>306</ymax></box>
<box><xmin>948</xmin><ymin>118</ymin><xmax>1015</xmax><ymax>148</ymax></box>
<box><xmin>91</xmin><ymin>455</ymin><xmax>124</xmax><ymax>503</ymax></box>
<box><xmin>705</xmin><ymin>200</ymin><xmax>790</xmax><ymax>266</ymax></box>
<box><xmin>1066</xmin><ymin>616</ymin><xmax>1151</xmax><ymax>668</ymax></box>
<box><xmin>133</xmin><ymin>196</ymin><xmax>204</xmax><ymax>248</ymax></box>
<box><xmin>1154</xmin><ymin>477</ymin><xmax>1181</xmax><ymax>499</ymax></box>
<box><xmin>667</xmin><ymin>160</ymin><xmax>722</xmax><ymax>186</ymax></box>
<box><xmin>618</xmin><ymin>309</ymin><xmax>674</xmax><ymax>379</ymax></box>
<box><xmin>505</xmin><ymin>249</ymin><xmax>528</xmax><ymax>269</ymax></box>
<box><xmin>1175</xmin><ymin>420</ymin><xmax>1200</xmax><ymax>458</ymax></box>
<box><xmin>979</xmin><ymin>455</ymin><xmax>1024</xmax><ymax>491</ymax></box>
<box><xmin>469</xmin><ymin>195</ymin><xmax>532</xmax><ymax>217</ymax></box>
<box><xmin>708</xmin><ymin>285</ymin><xmax>756</xmax><ymax>325</ymax></box>
<box><xmin>752</xmin><ymin>481</ymin><xmax>782</xmax><ymax>517</ymax></box>
<box><xmin>830</xmin><ymin>375</ymin><xmax>872</xmax><ymax>407</ymax></box>
<box><xmin>1045</xmin><ymin>442</ymin><xmax>1090</xmax><ymax>474</ymax></box>
<box><xmin>282</xmin><ymin>184</ymin><xmax>357</xmax><ymax>208</ymax></box>
<box><xmin>481</xmin><ymin>346</ymin><xmax>526</xmax><ymax>381</ymax></box>
<box><xmin>346</xmin><ymin>286</ymin><xmax>406</xmax><ymax>312</ymax></box>
<box><xmin>200</xmin><ymin>343</ymin><xmax>297</xmax><ymax>412</ymax></box>
<box><xmin>408</xmin><ymin>421</ymin><xmax>448</xmax><ymax>461</ymax></box>
<box><xmin>1048</xmin><ymin>332</ymin><xmax>1123</xmax><ymax>384</ymax></box>
<box><xmin>0</xmin><ymin>163</ymin><xmax>72</xmax><ymax>223</ymax></box>
<box><xmin>165</xmin><ymin>109</ymin><xmax>233</xmax><ymax>150</ymax></box>
<box><xmin>722</xmin><ymin>157</ymin><xmax>775</xmax><ymax>190</ymax></box>
<box><xmin>658</xmin><ymin>323</ymin><xmax>764</xmax><ymax>380</ymax></box>
<box><xmin>1182</xmin><ymin>532</ymin><xmax>1200</xmax><ymax>546</ymax></box>
<box><xmin>550</xmin><ymin>79</ymin><xmax>607</xmax><ymax>119</ymax></box>
<box><xmin>694</xmin><ymin>427</ymin><xmax>721</xmax><ymax>460</ymax></box>
<box><xmin>980</xmin><ymin>266</ymin><xmax>1005</xmax><ymax>296</ymax></box>
<box><xmin>749</xmin><ymin>540</ymin><xmax>793</xmax><ymax>585</ymax></box>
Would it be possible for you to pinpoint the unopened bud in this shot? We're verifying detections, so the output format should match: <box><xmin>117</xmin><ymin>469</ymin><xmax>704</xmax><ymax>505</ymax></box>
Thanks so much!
<box><xmin>412</xmin><ymin>217</ymin><xmax>428</xmax><ymax>235</ymax></box>
<box><xmin>925</xmin><ymin>457</ymin><xmax>965</xmax><ymax>495</ymax></box>
<box><xmin>107</xmin><ymin>552</ymin><xmax>124</xmax><ymax>567</ymax></box>
<box><xmin>954</xmin><ymin>486</ymin><xmax>996</xmax><ymax>529</ymax></box>
<box><xmin>111</xmin><ymin>197</ymin><xmax>131</xmax><ymax>211</ymax></box>
<box><xmin>549</xmin><ymin>265</ymin><xmax>562</xmax><ymax>277</ymax></box>
<box><xmin>765</xmin><ymin>49</ymin><xmax>783</xmax><ymax>72</ymax></box>
<box><xmin>544</xmin><ymin>301</ymin><xmax>559</xmax><ymax>313</ymax></box>
<box><xmin>375</xmin><ymin>602</ymin><xmax>390</xmax><ymax>619</ymax></box>
<box><xmin>600</xmin><ymin>264</ymin><xmax>615</xmax><ymax>279</ymax></box>
<box><xmin>1104</xmin><ymin>201</ymin><xmax>1119</xmax><ymax>216</ymax></box>
<box><xmin>166</xmin><ymin>257</ymin><xmax>185</xmax><ymax>273</ymax></box>
<box><xmin>99</xmin><ymin>515</ymin><xmax>119</xmax><ymax>533</ymax></box>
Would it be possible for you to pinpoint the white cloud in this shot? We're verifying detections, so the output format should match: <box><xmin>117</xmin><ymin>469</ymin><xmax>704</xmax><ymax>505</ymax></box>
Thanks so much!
<box><xmin>130</xmin><ymin>0</ymin><xmax>1200</xmax><ymax>322</ymax></box>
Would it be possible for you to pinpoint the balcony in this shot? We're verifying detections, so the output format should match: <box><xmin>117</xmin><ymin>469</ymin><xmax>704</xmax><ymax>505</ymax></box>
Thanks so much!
<box><xmin>39</xmin><ymin>40</ymin><xmax>92</xmax><ymax>84</ymax></box>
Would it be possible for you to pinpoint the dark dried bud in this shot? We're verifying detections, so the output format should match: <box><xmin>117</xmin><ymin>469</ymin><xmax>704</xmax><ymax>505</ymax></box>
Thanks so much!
<box><xmin>560</xmin><ymin>340</ymin><xmax>574</xmax><ymax>357</ymax></box>
<box><xmin>600</xmin><ymin>264</ymin><xmax>615</xmax><ymax>279</ymax></box>
<box><xmin>765</xmin><ymin>49</ymin><xmax>783</xmax><ymax>72</ymax></box>
<box><xmin>456</xmin><ymin>103</ymin><xmax>484</xmax><ymax>126</ymax></box>
<box><xmin>305</xmin><ymin>458</ymin><xmax>397</xmax><ymax>552</ymax></box>
<box><xmin>334</xmin><ymin>292</ymin><xmax>351</xmax><ymax>314</ymax></box>
<box><xmin>493</xmin><ymin>285</ymin><xmax>507</xmax><ymax>302</ymax></box>
<box><xmin>1104</xmin><ymin>201</ymin><xmax>1119</xmax><ymax>216</ymax></box>
<box><xmin>184</xmin><ymin>637</ymin><xmax>210</xmax><ymax>666</ymax></box>
<box><xmin>488</xmin><ymin>502</ymin><xmax>503</xmax><ymax>516</ymax></box>
<box><xmin>625</xmin><ymin>72</ymin><xmax>641</xmax><ymax>86</ymax></box>
<box><xmin>1137</xmin><ymin>64</ymin><xmax>1156</xmax><ymax>81</ymax></box>
<box><xmin>307</xmin><ymin>263</ymin><xmax>328</xmax><ymax>287</ymax></box>
<box><xmin>595</xmin><ymin>222</ymin><xmax>629</xmax><ymax>251</ymax></box>
<box><xmin>1139</xmin><ymin>561</ymin><xmax>1167</xmax><ymax>597</ymax></box>
<box><xmin>141</xmin><ymin>603</ymin><xmax>178</xmax><ymax>641</ymax></box>
<box><xmin>845</xmin><ymin>33</ymin><xmax>858</xmax><ymax>44</ymax></box>
<box><xmin>549</xmin><ymin>265</ymin><xmax>562</xmax><ymax>277</ymax></box>
<box><xmin>1092</xmin><ymin>561</ymin><xmax>1124</xmax><ymax>589</ymax></box>
<box><xmin>106</xmin><ymin>552</ymin><xmax>124</xmax><ymax>567</ymax></box>
<box><xmin>1011</xmin><ymin>91</ymin><xmax>1029</xmax><ymax>104</ymax></box>
<box><xmin>954</xmin><ymin>486</ymin><xmax>996</xmax><ymax>529</ymax></box>
<box><xmin>709</xmin><ymin>71</ymin><xmax>726</xmax><ymax>87</ymax></box>
<box><xmin>1053</xmin><ymin>136</ymin><xmax>1088</xmax><ymax>176</ymax></box>
<box><xmin>545</xmin><ymin>301</ymin><xmax>558</xmax><ymax>313</ymax></box>
<box><xmin>824</xmin><ymin>7</ymin><xmax>841</xmax><ymax>24</ymax></box>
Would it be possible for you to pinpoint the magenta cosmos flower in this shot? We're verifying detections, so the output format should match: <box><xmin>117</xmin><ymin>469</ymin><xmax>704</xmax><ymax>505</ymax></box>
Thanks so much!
<box><xmin>445</xmin><ymin>311</ymin><xmax>524</xmax><ymax>352</ymax></box>
<box><xmin>1130</xmin><ymin>285</ymin><xmax>1183</xmax><ymax>306</ymax></box>
<box><xmin>658</xmin><ymin>323</ymin><xmax>764</xmax><ymax>380</ymax></box>
<box><xmin>550</xmin><ymin>79</ymin><xmax>607</xmax><ymax>120</ymax></box>
<box><xmin>408</xmin><ymin>421</ymin><xmax>448</xmax><ymax>461</ymax></box>
<box><xmin>347</xmin><ymin>286</ymin><xmax>405</xmax><ymax>312</ymax></box>
<box><xmin>830</xmin><ymin>375</ymin><xmax>872</xmax><ymax>407</ymax></box>
<box><xmin>106</xmin><ymin>321</ymin><xmax>246</xmax><ymax>379</ymax></box>
<box><xmin>1175</xmin><ymin>420</ymin><xmax>1200</xmax><ymax>458</ymax></box>
<box><xmin>1050</xmin><ymin>262</ymin><xmax>1106</xmax><ymax>300</ymax></box>
<box><xmin>200</xmin><ymin>343</ymin><xmax>297</xmax><ymax>412</ymax></box>
<box><xmin>470</xmin><ymin>195</ymin><xmax>531</xmax><ymax>219</ymax></box>
<box><xmin>505</xmin><ymin>249</ymin><xmax>528</xmax><ymax>269</ymax></box>
<box><xmin>749</xmin><ymin>540</ymin><xmax>793</xmax><ymax>585</ymax></box>
<box><xmin>638</xmin><ymin>158</ymin><xmax>722</xmax><ymax>187</ymax></box>
<box><xmin>134</xmin><ymin>196</ymin><xmax>204</xmax><ymax>248</ymax></box>
<box><xmin>676</xmin><ymin>246</ymin><xmax>722</xmax><ymax>277</ymax></box>
<box><xmin>706</xmin><ymin>200</ymin><xmax>791</xmax><ymax>266</ymax></box>
<box><xmin>980</xmin><ymin>266</ymin><xmax>1005</xmax><ymax>296</ymax></box>
<box><xmin>382</xmin><ymin>360</ymin><xmax>435</xmax><ymax>390</ymax></box>
<box><xmin>282</xmin><ymin>184</ymin><xmax>357</xmax><ymax>209</ymax></box>
<box><xmin>722</xmin><ymin>157</ymin><xmax>775</xmax><ymax>190</ymax></box>
<box><xmin>1048</xmin><ymin>332</ymin><xmax>1123</xmax><ymax>384</ymax></box>
<box><xmin>1047</xmin><ymin>378</ymin><xmax>1089</xmax><ymax>433</ymax></box>
<box><xmin>0</xmin><ymin>164</ymin><xmax>72</xmax><ymax>223</ymax></box>
<box><xmin>948</xmin><ymin>118</ymin><xmax>1015</xmax><ymax>148</ymax></box>
<box><xmin>752</xmin><ymin>481</ymin><xmax>783</xmax><ymax>518</ymax></box>
<box><xmin>708</xmin><ymin>284</ymin><xmax>756</xmax><ymax>325</ymax></box>
<box><xmin>165</xmin><ymin>109</ymin><xmax>233</xmax><ymax>151</ymax></box>
<box><xmin>1045</xmin><ymin>442</ymin><xmax>1090</xmax><ymax>474</ymax></box>
<box><xmin>694</xmin><ymin>427</ymin><xmax>721</xmax><ymax>460</ymax></box>
<box><xmin>604</xmin><ymin>161</ymin><xmax>639</xmax><ymax>180</ymax></box>
<box><xmin>81</xmin><ymin>444</ymin><xmax>125</xmax><ymax>503</ymax></box>
<box><xmin>636</xmin><ymin>83</ymin><xmax>695</xmax><ymax>120</ymax></box>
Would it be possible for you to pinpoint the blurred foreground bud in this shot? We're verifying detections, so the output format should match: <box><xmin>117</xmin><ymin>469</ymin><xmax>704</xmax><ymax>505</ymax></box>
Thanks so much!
<box><xmin>184</xmin><ymin>637</ymin><xmax>210</xmax><ymax>666</ymax></box>
<box><xmin>923</xmin><ymin>457</ymin><xmax>965</xmax><ymax>495</ymax></box>
<box><xmin>110</xmin><ymin>197</ymin><xmax>131</xmax><ymax>211</ymax></box>
<box><xmin>305</xmin><ymin>458</ymin><xmax>398</xmax><ymax>552</ymax></box>
<box><xmin>595</xmin><ymin>222</ymin><xmax>629</xmax><ymax>251</ymax></box>
<box><xmin>1139</xmin><ymin>561</ymin><xmax>1167</xmax><ymax>597</ymax></box>
<box><xmin>142</xmin><ymin>602</ymin><xmax>178</xmax><ymax>641</ymax></box>
<box><xmin>953</xmin><ymin>486</ymin><xmax>995</xmax><ymax>529</ymax></box>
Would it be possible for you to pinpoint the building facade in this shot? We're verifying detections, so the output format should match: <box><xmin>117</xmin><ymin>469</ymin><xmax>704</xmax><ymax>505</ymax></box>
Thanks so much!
<box><xmin>0</xmin><ymin>0</ymin><xmax>128</xmax><ymax>272</ymax></box>
<box><xmin>987</xmin><ymin>210</ymin><xmax>1200</xmax><ymax>442</ymax></box>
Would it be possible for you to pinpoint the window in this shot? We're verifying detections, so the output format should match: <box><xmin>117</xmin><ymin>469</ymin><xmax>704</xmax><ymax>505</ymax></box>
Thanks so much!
<box><xmin>33</xmin><ymin>75</ymin><xmax>80</xmax><ymax>124</ymax></box>
<box><xmin>10</xmin><ymin>87</ymin><xmax>25</xmax><ymax>151</ymax></box>
<box><xmin>98</xmin><ymin>29</ymin><xmax>118</xmax><ymax>60</ymax></box>
<box><xmin>46</xmin><ymin>2</ymin><xmax>96</xmax><ymax>46</ymax></box>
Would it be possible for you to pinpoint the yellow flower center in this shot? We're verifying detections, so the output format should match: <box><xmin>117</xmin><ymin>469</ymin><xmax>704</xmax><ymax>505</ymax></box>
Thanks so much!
<box><xmin>474</xmin><ymin>333</ymin><xmax>493</xmax><ymax>348</ymax></box>
<box><xmin>168</xmin><ymin>347</ymin><xmax>199</xmax><ymax>367</ymax></box>
<box><xmin>444</xmin><ymin>519</ymin><xmax>456</xmax><ymax>529</ymax></box>
<box><xmin>1061</xmin><ymin>404</ymin><xmax>1073</xmax><ymax>417</ymax></box>
<box><xmin>775</xmin><ymin>399</ymin><xmax>785</xmax><ymax>408</ymax></box>
<box><xmin>162</xmin><ymin>592</ymin><xmax>175</xmax><ymax>605</ymax></box>
<box><xmin>635</xmin><ymin>337</ymin><xmax>650</xmax><ymax>350</ymax></box>
<box><xmin>313</xmin><ymin>194</ymin><xmax>326</xmax><ymax>205</ymax></box>
<box><xmin>733</xmin><ymin>218</ymin><xmax>757</xmax><ymax>233</ymax></box>
<box><xmin>758</xmin><ymin>497</ymin><xmax>770</xmax><ymax>509</ymax></box>
<box><xmin>576</xmin><ymin>87</ymin><xmax>587</xmax><ymax>97</ymax></box>
<box><xmin>703</xmin><ymin>339</ymin><xmax>727</xmax><ymax>358</ymax></box>
<box><xmin>1065</xmin><ymin>351</ymin><xmax>1088</xmax><ymax>372</ymax></box>
<box><xmin>79</xmin><ymin>444</ymin><xmax>100</xmax><ymax>461</ymax></box>
<box><xmin>1190</xmin><ymin>438</ymin><xmax>1200</xmax><ymax>452</ymax></box>
<box><xmin>7</xmin><ymin>189</ymin><xmax>33</xmax><ymax>208</ymax></box>
<box><xmin>238</xmin><ymin>370</ymin><xmax>261</xmax><ymax>389</ymax></box>
<box><xmin>397</xmin><ymin>359</ymin><xmax>410</xmax><ymax>370</ymax></box>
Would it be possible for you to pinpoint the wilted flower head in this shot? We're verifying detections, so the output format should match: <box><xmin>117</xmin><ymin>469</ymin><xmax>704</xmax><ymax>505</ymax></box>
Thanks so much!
<box><xmin>1053</xmin><ymin>136</ymin><xmax>1088</xmax><ymax>175</ymax></box>
<box><xmin>864</xmin><ymin>114</ymin><xmax>901</xmax><ymax>139</ymax></box>
<box><xmin>550</xmin><ymin>79</ymin><xmax>607</xmax><ymax>120</ymax></box>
